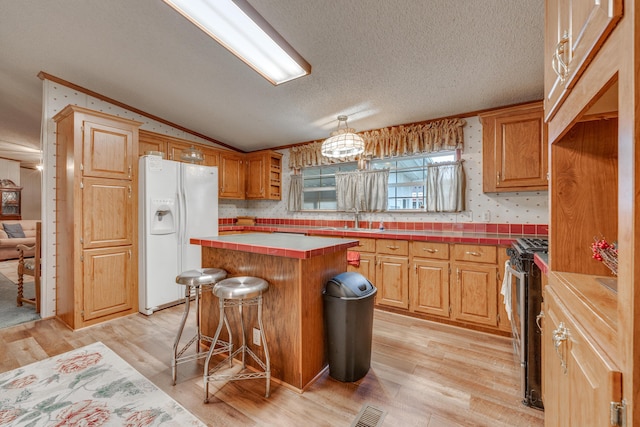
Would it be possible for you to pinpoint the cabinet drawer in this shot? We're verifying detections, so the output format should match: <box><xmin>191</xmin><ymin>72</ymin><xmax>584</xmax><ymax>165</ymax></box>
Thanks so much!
<box><xmin>376</xmin><ymin>239</ymin><xmax>409</xmax><ymax>256</ymax></box>
<box><xmin>411</xmin><ymin>241</ymin><xmax>449</xmax><ymax>260</ymax></box>
<box><xmin>350</xmin><ymin>237</ymin><xmax>376</xmax><ymax>253</ymax></box>
<box><xmin>453</xmin><ymin>244</ymin><xmax>497</xmax><ymax>264</ymax></box>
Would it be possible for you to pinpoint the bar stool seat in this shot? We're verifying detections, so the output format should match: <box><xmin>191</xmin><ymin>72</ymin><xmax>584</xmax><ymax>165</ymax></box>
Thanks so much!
<box><xmin>172</xmin><ymin>268</ymin><xmax>228</xmax><ymax>385</ymax></box>
<box><xmin>204</xmin><ymin>276</ymin><xmax>271</xmax><ymax>401</ymax></box>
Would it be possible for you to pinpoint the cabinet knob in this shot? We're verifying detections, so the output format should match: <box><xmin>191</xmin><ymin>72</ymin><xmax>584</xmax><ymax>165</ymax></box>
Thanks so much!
<box><xmin>465</xmin><ymin>251</ymin><xmax>481</xmax><ymax>257</ymax></box>
<box><xmin>423</xmin><ymin>248</ymin><xmax>438</xmax><ymax>253</ymax></box>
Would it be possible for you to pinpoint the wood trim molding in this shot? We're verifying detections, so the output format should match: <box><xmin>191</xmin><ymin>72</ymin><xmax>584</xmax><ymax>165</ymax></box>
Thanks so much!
<box><xmin>37</xmin><ymin>71</ymin><xmax>242</xmax><ymax>153</ymax></box>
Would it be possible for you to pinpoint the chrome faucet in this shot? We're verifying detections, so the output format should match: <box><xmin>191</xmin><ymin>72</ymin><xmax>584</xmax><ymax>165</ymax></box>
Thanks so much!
<box><xmin>352</xmin><ymin>208</ymin><xmax>360</xmax><ymax>229</ymax></box>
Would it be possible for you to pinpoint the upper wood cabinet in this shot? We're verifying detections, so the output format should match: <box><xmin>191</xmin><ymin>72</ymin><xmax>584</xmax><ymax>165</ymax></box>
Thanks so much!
<box><xmin>137</xmin><ymin>130</ymin><xmax>281</xmax><ymax>200</ymax></box>
<box><xmin>544</xmin><ymin>0</ymin><xmax>623</xmax><ymax>121</ymax></box>
<box><xmin>166</xmin><ymin>140</ymin><xmax>191</xmax><ymax>162</ymax></box>
<box><xmin>219</xmin><ymin>151</ymin><xmax>245</xmax><ymax>199</ymax></box>
<box><xmin>245</xmin><ymin>150</ymin><xmax>283</xmax><ymax>200</ymax></box>
<box><xmin>82</xmin><ymin>120</ymin><xmax>134</xmax><ymax>180</ymax></box>
<box><xmin>480</xmin><ymin>102</ymin><xmax>548</xmax><ymax>192</ymax></box>
<box><xmin>138</xmin><ymin>131</ymin><xmax>166</xmax><ymax>156</ymax></box>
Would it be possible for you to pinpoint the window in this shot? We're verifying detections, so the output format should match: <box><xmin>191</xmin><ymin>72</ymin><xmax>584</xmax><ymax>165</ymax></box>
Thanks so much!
<box><xmin>302</xmin><ymin>163</ymin><xmax>357</xmax><ymax>210</ymax></box>
<box><xmin>372</xmin><ymin>152</ymin><xmax>455</xmax><ymax>211</ymax></box>
<box><xmin>300</xmin><ymin>151</ymin><xmax>457</xmax><ymax>211</ymax></box>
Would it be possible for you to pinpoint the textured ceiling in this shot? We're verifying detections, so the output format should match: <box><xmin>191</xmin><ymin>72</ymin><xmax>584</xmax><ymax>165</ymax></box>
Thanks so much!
<box><xmin>0</xmin><ymin>0</ymin><xmax>544</xmax><ymax>167</ymax></box>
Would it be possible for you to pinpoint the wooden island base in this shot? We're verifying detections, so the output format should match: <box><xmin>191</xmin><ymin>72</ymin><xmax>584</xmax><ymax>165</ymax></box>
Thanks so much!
<box><xmin>200</xmin><ymin>246</ymin><xmax>348</xmax><ymax>392</ymax></box>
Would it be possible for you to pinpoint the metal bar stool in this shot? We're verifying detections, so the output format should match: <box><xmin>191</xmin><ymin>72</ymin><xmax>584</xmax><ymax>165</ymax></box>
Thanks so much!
<box><xmin>204</xmin><ymin>276</ymin><xmax>270</xmax><ymax>401</ymax></box>
<box><xmin>172</xmin><ymin>268</ymin><xmax>229</xmax><ymax>385</ymax></box>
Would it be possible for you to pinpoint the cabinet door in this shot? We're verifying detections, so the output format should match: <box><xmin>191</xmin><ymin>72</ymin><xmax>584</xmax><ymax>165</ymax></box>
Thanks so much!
<box><xmin>494</xmin><ymin>110</ymin><xmax>547</xmax><ymax>190</ymax></box>
<box><xmin>347</xmin><ymin>252</ymin><xmax>376</xmax><ymax>284</ymax></box>
<box><xmin>138</xmin><ymin>139</ymin><xmax>167</xmax><ymax>157</ymax></box>
<box><xmin>82</xmin><ymin>177</ymin><xmax>133</xmax><ymax>248</ymax></box>
<box><xmin>245</xmin><ymin>155</ymin><xmax>265</xmax><ymax>198</ymax></box>
<box><xmin>166</xmin><ymin>141</ymin><xmax>191</xmax><ymax>162</ymax></box>
<box><xmin>82</xmin><ymin>120</ymin><xmax>134</xmax><ymax>180</ymax></box>
<box><xmin>202</xmin><ymin>147</ymin><xmax>219</xmax><ymax>167</ymax></box>
<box><xmin>410</xmin><ymin>259</ymin><xmax>450</xmax><ymax>318</ymax></box>
<box><xmin>82</xmin><ymin>246</ymin><xmax>134</xmax><ymax>321</ymax></box>
<box><xmin>544</xmin><ymin>287</ymin><xmax>622</xmax><ymax>426</ymax></box>
<box><xmin>481</xmin><ymin>103</ymin><xmax>547</xmax><ymax>192</ymax></box>
<box><xmin>451</xmin><ymin>262</ymin><xmax>498</xmax><ymax>326</ymax></box>
<box><xmin>543</xmin><ymin>287</ymin><xmax>570</xmax><ymax>426</ymax></box>
<box><xmin>376</xmin><ymin>255</ymin><xmax>409</xmax><ymax>309</ymax></box>
<box><xmin>219</xmin><ymin>153</ymin><xmax>245</xmax><ymax>199</ymax></box>
<box><xmin>544</xmin><ymin>0</ymin><xmax>623</xmax><ymax>120</ymax></box>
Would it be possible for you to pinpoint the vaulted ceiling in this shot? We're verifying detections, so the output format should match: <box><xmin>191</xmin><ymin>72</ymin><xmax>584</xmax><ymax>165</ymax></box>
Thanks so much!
<box><xmin>0</xmin><ymin>0</ymin><xmax>544</xmax><ymax>168</ymax></box>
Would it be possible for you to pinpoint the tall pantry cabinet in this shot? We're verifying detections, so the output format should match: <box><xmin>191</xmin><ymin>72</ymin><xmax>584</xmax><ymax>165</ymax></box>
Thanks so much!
<box><xmin>53</xmin><ymin>105</ymin><xmax>141</xmax><ymax>329</ymax></box>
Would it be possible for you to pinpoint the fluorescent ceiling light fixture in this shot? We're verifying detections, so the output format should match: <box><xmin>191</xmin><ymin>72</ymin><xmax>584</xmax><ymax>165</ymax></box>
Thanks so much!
<box><xmin>163</xmin><ymin>0</ymin><xmax>311</xmax><ymax>85</ymax></box>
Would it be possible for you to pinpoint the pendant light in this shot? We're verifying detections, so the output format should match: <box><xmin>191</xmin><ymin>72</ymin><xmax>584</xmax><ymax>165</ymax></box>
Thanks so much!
<box><xmin>321</xmin><ymin>115</ymin><xmax>365</xmax><ymax>158</ymax></box>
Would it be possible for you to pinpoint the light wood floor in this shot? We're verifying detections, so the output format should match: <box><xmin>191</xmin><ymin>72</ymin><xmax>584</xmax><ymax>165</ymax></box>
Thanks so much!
<box><xmin>0</xmin><ymin>306</ymin><xmax>544</xmax><ymax>426</ymax></box>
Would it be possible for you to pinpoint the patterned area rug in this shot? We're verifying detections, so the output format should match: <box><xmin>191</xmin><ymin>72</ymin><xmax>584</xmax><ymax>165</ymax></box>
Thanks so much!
<box><xmin>0</xmin><ymin>271</ymin><xmax>40</xmax><ymax>329</ymax></box>
<box><xmin>0</xmin><ymin>342</ymin><xmax>205</xmax><ymax>426</ymax></box>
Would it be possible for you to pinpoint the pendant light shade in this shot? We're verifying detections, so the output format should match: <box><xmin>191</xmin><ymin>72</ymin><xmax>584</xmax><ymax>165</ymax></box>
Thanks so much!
<box><xmin>321</xmin><ymin>115</ymin><xmax>365</xmax><ymax>158</ymax></box>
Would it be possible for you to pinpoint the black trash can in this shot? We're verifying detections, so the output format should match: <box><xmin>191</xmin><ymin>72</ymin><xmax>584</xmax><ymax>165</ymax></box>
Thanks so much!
<box><xmin>323</xmin><ymin>272</ymin><xmax>377</xmax><ymax>382</ymax></box>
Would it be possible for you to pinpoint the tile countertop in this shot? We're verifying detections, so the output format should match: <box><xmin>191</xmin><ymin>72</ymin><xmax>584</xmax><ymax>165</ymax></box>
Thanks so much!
<box><xmin>217</xmin><ymin>224</ymin><xmax>530</xmax><ymax>246</ymax></box>
<box><xmin>534</xmin><ymin>252</ymin><xmax>550</xmax><ymax>274</ymax></box>
<box><xmin>190</xmin><ymin>232</ymin><xmax>359</xmax><ymax>259</ymax></box>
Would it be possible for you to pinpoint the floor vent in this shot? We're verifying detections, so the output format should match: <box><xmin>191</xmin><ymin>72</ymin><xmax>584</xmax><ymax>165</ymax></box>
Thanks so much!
<box><xmin>351</xmin><ymin>403</ymin><xmax>386</xmax><ymax>427</ymax></box>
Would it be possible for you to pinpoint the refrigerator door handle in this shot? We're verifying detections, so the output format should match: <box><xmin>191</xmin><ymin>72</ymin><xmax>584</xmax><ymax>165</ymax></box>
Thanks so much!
<box><xmin>181</xmin><ymin>182</ymin><xmax>189</xmax><ymax>245</ymax></box>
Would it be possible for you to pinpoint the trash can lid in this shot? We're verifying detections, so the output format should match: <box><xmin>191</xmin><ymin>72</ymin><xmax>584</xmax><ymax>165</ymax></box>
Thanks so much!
<box><xmin>324</xmin><ymin>272</ymin><xmax>376</xmax><ymax>298</ymax></box>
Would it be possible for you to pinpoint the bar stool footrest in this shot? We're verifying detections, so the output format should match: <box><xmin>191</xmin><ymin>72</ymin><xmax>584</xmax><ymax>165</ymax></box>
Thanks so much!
<box><xmin>205</xmin><ymin>346</ymin><xmax>269</xmax><ymax>382</ymax></box>
<box><xmin>175</xmin><ymin>336</ymin><xmax>232</xmax><ymax>365</ymax></box>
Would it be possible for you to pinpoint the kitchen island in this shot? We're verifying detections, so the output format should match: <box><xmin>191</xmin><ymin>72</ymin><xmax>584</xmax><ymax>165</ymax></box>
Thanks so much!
<box><xmin>191</xmin><ymin>232</ymin><xmax>359</xmax><ymax>392</ymax></box>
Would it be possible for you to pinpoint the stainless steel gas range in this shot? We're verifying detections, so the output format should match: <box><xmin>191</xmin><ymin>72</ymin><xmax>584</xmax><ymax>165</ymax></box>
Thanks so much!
<box><xmin>505</xmin><ymin>237</ymin><xmax>548</xmax><ymax>410</ymax></box>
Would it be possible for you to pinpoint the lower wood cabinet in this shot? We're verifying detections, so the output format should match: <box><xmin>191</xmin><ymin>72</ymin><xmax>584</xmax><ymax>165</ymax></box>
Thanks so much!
<box><xmin>375</xmin><ymin>239</ymin><xmax>409</xmax><ymax>309</ymax></box>
<box><xmin>543</xmin><ymin>282</ymin><xmax>622</xmax><ymax>426</ymax></box>
<box><xmin>347</xmin><ymin>252</ymin><xmax>375</xmax><ymax>282</ymax></box>
<box><xmin>410</xmin><ymin>240</ymin><xmax>450</xmax><ymax>318</ymax></box>
<box><xmin>410</xmin><ymin>259</ymin><xmax>450</xmax><ymax>317</ymax></box>
<box><xmin>450</xmin><ymin>262</ymin><xmax>498</xmax><ymax>327</ymax></box>
<box><xmin>82</xmin><ymin>246</ymin><xmax>135</xmax><ymax>321</ymax></box>
<box><xmin>345</xmin><ymin>236</ymin><xmax>509</xmax><ymax>335</ymax></box>
<box><xmin>376</xmin><ymin>254</ymin><xmax>409</xmax><ymax>309</ymax></box>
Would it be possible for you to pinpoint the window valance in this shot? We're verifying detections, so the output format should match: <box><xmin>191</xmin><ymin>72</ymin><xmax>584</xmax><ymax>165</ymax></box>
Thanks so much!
<box><xmin>289</xmin><ymin>118</ymin><xmax>466</xmax><ymax>169</ymax></box>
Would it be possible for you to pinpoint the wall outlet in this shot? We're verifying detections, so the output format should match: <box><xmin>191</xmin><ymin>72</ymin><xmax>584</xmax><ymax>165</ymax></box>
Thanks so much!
<box><xmin>252</xmin><ymin>327</ymin><xmax>261</xmax><ymax>346</ymax></box>
<box><xmin>482</xmin><ymin>210</ymin><xmax>491</xmax><ymax>222</ymax></box>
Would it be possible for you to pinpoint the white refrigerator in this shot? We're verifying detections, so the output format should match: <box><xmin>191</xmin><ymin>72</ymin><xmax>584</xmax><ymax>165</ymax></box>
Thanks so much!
<box><xmin>138</xmin><ymin>155</ymin><xmax>218</xmax><ymax>315</ymax></box>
